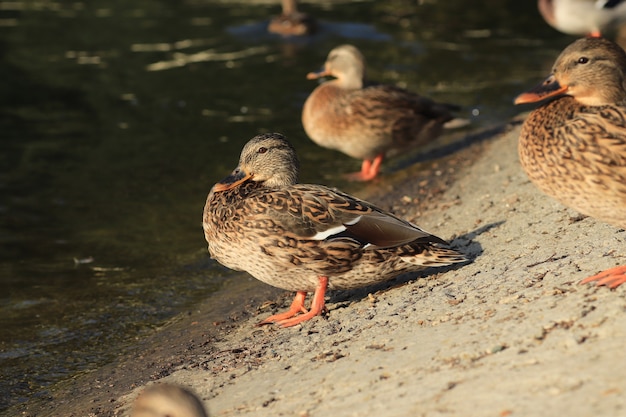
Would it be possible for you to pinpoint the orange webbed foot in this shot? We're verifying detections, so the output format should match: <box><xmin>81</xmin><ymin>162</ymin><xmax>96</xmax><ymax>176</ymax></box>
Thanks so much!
<box><xmin>257</xmin><ymin>277</ymin><xmax>329</xmax><ymax>328</ymax></box>
<box><xmin>257</xmin><ymin>291</ymin><xmax>308</xmax><ymax>325</ymax></box>
<box><xmin>344</xmin><ymin>171</ymin><xmax>377</xmax><ymax>182</ymax></box>
<box><xmin>580</xmin><ymin>265</ymin><xmax>626</xmax><ymax>289</ymax></box>
<box><xmin>343</xmin><ymin>155</ymin><xmax>384</xmax><ymax>182</ymax></box>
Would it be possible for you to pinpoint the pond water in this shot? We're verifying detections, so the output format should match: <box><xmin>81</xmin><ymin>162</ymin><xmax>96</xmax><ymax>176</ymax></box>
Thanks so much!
<box><xmin>0</xmin><ymin>0</ymin><xmax>579</xmax><ymax>412</ymax></box>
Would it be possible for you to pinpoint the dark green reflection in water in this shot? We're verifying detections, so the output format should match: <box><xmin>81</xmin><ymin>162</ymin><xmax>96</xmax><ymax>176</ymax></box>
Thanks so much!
<box><xmin>0</xmin><ymin>0</ymin><xmax>572</xmax><ymax>411</ymax></box>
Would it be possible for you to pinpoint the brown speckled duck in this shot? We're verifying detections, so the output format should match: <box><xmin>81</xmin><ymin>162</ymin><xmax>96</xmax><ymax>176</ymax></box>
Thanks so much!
<box><xmin>302</xmin><ymin>44</ymin><xmax>460</xmax><ymax>181</ymax></box>
<box><xmin>131</xmin><ymin>384</ymin><xmax>209</xmax><ymax>417</ymax></box>
<box><xmin>515</xmin><ymin>37</ymin><xmax>626</xmax><ymax>289</ymax></box>
<box><xmin>203</xmin><ymin>133</ymin><xmax>467</xmax><ymax>327</ymax></box>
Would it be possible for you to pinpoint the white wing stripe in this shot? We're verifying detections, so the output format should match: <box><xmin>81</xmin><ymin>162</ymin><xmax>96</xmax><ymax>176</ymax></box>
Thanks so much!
<box><xmin>311</xmin><ymin>225</ymin><xmax>347</xmax><ymax>240</ymax></box>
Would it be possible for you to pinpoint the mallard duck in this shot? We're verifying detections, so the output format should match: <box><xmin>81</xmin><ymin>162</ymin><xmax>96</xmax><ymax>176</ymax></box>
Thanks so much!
<box><xmin>515</xmin><ymin>37</ymin><xmax>626</xmax><ymax>289</ymax></box>
<box><xmin>537</xmin><ymin>0</ymin><xmax>626</xmax><ymax>37</ymax></box>
<box><xmin>302</xmin><ymin>44</ymin><xmax>460</xmax><ymax>181</ymax></box>
<box><xmin>268</xmin><ymin>0</ymin><xmax>316</xmax><ymax>36</ymax></box>
<box><xmin>131</xmin><ymin>384</ymin><xmax>209</xmax><ymax>417</ymax></box>
<box><xmin>202</xmin><ymin>133</ymin><xmax>467</xmax><ymax>327</ymax></box>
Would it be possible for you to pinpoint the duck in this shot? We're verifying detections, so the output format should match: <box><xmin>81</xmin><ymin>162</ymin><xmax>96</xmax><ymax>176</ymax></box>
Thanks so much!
<box><xmin>131</xmin><ymin>383</ymin><xmax>209</xmax><ymax>417</ymax></box>
<box><xmin>302</xmin><ymin>44</ymin><xmax>460</xmax><ymax>181</ymax></box>
<box><xmin>268</xmin><ymin>0</ymin><xmax>316</xmax><ymax>36</ymax></box>
<box><xmin>202</xmin><ymin>133</ymin><xmax>467</xmax><ymax>327</ymax></box>
<box><xmin>514</xmin><ymin>37</ymin><xmax>626</xmax><ymax>289</ymax></box>
<box><xmin>537</xmin><ymin>0</ymin><xmax>626</xmax><ymax>37</ymax></box>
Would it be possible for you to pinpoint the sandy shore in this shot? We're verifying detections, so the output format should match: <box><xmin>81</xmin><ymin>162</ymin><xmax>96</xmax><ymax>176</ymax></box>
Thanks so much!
<box><xmin>15</xmin><ymin>119</ymin><xmax>625</xmax><ymax>417</ymax></box>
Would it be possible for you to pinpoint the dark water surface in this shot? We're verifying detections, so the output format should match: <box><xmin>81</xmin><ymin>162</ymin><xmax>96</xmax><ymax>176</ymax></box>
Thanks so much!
<box><xmin>0</xmin><ymin>0</ymin><xmax>576</xmax><ymax>411</ymax></box>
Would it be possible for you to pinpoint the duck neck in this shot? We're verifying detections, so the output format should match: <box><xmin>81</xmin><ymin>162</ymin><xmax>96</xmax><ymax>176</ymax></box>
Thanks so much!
<box><xmin>336</xmin><ymin>71</ymin><xmax>364</xmax><ymax>89</ymax></box>
<box><xmin>579</xmin><ymin>86</ymin><xmax>626</xmax><ymax>106</ymax></box>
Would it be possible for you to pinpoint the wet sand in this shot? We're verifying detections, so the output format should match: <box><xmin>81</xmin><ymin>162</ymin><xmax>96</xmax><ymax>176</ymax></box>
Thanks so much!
<box><xmin>13</xmin><ymin>119</ymin><xmax>625</xmax><ymax>417</ymax></box>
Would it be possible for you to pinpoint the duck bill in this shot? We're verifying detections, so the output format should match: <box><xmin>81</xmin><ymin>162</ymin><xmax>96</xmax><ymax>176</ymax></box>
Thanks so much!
<box><xmin>212</xmin><ymin>168</ymin><xmax>253</xmax><ymax>192</ymax></box>
<box><xmin>514</xmin><ymin>75</ymin><xmax>569</xmax><ymax>104</ymax></box>
<box><xmin>306</xmin><ymin>68</ymin><xmax>331</xmax><ymax>80</ymax></box>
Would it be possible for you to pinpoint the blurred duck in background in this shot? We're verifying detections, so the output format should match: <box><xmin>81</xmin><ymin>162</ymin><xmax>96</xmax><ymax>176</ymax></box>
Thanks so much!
<box><xmin>302</xmin><ymin>44</ymin><xmax>461</xmax><ymax>181</ymax></box>
<box><xmin>131</xmin><ymin>383</ymin><xmax>209</xmax><ymax>417</ymax></box>
<box><xmin>537</xmin><ymin>0</ymin><xmax>626</xmax><ymax>37</ymax></box>
<box><xmin>268</xmin><ymin>0</ymin><xmax>317</xmax><ymax>36</ymax></box>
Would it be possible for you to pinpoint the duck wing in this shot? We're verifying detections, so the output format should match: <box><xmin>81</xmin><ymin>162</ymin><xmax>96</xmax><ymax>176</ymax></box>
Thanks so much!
<box><xmin>253</xmin><ymin>184</ymin><xmax>447</xmax><ymax>249</ymax></box>
<box><xmin>351</xmin><ymin>84</ymin><xmax>459</xmax><ymax>121</ymax></box>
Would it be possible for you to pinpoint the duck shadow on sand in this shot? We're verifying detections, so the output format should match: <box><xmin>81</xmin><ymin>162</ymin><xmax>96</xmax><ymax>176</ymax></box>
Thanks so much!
<box><xmin>389</xmin><ymin>121</ymin><xmax>523</xmax><ymax>174</ymax></box>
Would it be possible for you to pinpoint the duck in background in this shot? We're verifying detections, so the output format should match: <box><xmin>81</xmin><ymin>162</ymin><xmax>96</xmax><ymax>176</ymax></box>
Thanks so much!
<box><xmin>203</xmin><ymin>133</ymin><xmax>467</xmax><ymax>327</ymax></box>
<box><xmin>302</xmin><ymin>44</ymin><xmax>461</xmax><ymax>181</ymax></box>
<box><xmin>131</xmin><ymin>383</ymin><xmax>209</xmax><ymax>417</ymax></box>
<box><xmin>515</xmin><ymin>37</ymin><xmax>626</xmax><ymax>289</ymax></box>
<box><xmin>537</xmin><ymin>0</ymin><xmax>626</xmax><ymax>37</ymax></box>
<box><xmin>268</xmin><ymin>0</ymin><xmax>317</xmax><ymax>36</ymax></box>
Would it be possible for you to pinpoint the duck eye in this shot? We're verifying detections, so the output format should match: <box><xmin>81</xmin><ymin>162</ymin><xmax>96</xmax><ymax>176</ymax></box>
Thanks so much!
<box><xmin>258</xmin><ymin>147</ymin><xmax>268</xmax><ymax>154</ymax></box>
<box><xmin>577</xmin><ymin>57</ymin><xmax>589</xmax><ymax>64</ymax></box>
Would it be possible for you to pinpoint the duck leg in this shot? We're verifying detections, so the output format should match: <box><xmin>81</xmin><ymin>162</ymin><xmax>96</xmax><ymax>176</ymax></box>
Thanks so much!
<box><xmin>588</xmin><ymin>30</ymin><xmax>602</xmax><ymax>38</ymax></box>
<box><xmin>580</xmin><ymin>265</ymin><xmax>626</xmax><ymax>289</ymax></box>
<box><xmin>276</xmin><ymin>276</ymin><xmax>328</xmax><ymax>327</ymax></box>
<box><xmin>257</xmin><ymin>276</ymin><xmax>329</xmax><ymax>326</ymax></box>
<box><xmin>345</xmin><ymin>154</ymin><xmax>384</xmax><ymax>181</ymax></box>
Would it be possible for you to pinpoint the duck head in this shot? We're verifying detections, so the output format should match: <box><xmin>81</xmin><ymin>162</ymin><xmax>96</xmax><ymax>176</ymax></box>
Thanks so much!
<box><xmin>213</xmin><ymin>133</ymin><xmax>300</xmax><ymax>192</ymax></box>
<box><xmin>515</xmin><ymin>37</ymin><xmax>626</xmax><ymax>106</ymax></box>
<box><xmin>306</xmin><ymin>44</ymin><xmax>366</xmax><ymax>89</ymax></box>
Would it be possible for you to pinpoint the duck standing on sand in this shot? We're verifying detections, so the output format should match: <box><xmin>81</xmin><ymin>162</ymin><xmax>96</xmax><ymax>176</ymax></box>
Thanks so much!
<box><xmin>537</xmin><ymin>0</ymin><xmax>626</xmax><ymax>37</ymax></box>
<box><xmin>302</xmin><ymin>44</ymin><xmax>460</xmax><ymax>181</ymax></box>
<box><xmin>515</xmin><ymin>37</ymin><xmax>626</xmax><ymax>289</ymax></box>
<box><xmin>203</xmin><ymin>133</ymin><xmax>466</xmax><ymax>327</ymax></box>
